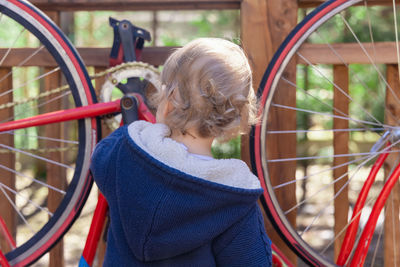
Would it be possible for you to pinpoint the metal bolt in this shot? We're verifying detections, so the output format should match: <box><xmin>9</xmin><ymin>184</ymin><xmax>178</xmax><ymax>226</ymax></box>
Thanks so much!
<box><xmin>122</xmin><ymin>96</ymin><xmax>135</xmax><ymax>109</ymax></box>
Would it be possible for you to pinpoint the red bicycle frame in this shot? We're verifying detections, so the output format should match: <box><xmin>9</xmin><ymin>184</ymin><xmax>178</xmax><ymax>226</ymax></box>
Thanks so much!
<box><xmin>336</xmin><ymin>141</ymin><xmax>400</xmax><ymax>266</ymax></box>
<box><xmin>0</xmin><ymin>93</ymin><xmax>290</xmax><ymax>266</ymax></box>
<box><xmin>79</xmin><ymin>94</ymin><xmax>156</xmax><ymax>267</ymax></box>
<box><xmin>1</xmin><ymin>91</ymin><xmax>395</xmax><ymax>266</ymax></box>
<box><xmin>0</xmin><ymin>93</ymin><xmax>155</xmax><ymax>267</ymax></box>
<box><xmin>0</xmin><ymin>217</ymin><xmax>14</xmax><ymax>267</ymax></box>
<box><xmin>0</xmin><ymin>94</ymin><xmax>398</xmax><ymax>266</ymax></box>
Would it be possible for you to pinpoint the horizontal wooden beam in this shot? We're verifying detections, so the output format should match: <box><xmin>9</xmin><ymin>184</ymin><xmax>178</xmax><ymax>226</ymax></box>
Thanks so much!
<box><xmin>0</xmin><ymin>46</ymin><xmax>176</xmax><ymax>67</ymax></box>
<box><xmin>4</xmin><ymin>42</ymin><xmax>398</xmax><ymax>67</ymax></box>
<box><xmin>30</xmin><ymin>0</ymin><xmax>240</xmax><ymax>11</ymax></box>
<box><xmin>79</xmin><ymin>46</ymin><xmax>177</xmax><ymax>66</ymax></box>
<box><xmin>29</xmin><ymin>0</ymin><xmax>396</xmax><ymax>12</ymax></box>
<box><xmin>298</xmin><ymin>42</ymin><xmax>398</xmax><ymax>64</ymax></box>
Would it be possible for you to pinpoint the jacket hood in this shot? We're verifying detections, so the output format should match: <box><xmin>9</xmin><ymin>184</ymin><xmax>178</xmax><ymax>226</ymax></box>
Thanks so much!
<box><xmin>111</xmin><ymin>123</ymin><xmax>263</xmax><ymax>262</ymax></box>
<box><xmin>128</xmin><ymin>121</ymin><xmax>261</xmax><ymax>190</ymax></box>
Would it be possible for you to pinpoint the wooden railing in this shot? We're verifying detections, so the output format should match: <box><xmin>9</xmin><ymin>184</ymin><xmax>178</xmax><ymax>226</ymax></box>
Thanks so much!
<box><xmin>0</xmin><ymin>2</ymin><xmax>265</xmax><ymax>267</ymax></box>
<box><xmin>0</xmin><ymin>0</ymin><xmax>300</xmax><ymax>266</ymax></box>
<box><xmin>3</xmin><ymin>0</ymin><xmax>400</xmax><ymax>266</ymax></box>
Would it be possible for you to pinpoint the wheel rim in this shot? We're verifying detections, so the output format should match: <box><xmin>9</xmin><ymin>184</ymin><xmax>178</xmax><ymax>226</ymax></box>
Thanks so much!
<box><xmin>249</xmin><ymin>0</ymin><xmax>400</xmax><ymax>265</ymax></box>
<box><xmin>0</xmin><ymin>1</ymin><xmax>97</xmax><ymax>265</ymax></box>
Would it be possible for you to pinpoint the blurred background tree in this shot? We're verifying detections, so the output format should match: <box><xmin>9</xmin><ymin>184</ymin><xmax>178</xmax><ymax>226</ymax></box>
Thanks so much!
<box><xmin>72</xmin><ymin>9</ymin><xmax>241</xmax><ymax>159</ymax></box>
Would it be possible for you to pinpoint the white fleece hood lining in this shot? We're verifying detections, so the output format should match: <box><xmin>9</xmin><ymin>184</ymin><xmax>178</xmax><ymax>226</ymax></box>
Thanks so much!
<box><xmin>128</xmin><ymin>121</ymin><xmax>261</xmax><ymax>190</ymax></box>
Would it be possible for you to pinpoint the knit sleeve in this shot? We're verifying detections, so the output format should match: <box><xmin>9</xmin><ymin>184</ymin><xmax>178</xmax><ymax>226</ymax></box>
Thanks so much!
<box><xmin>213</xmin><ymin>205</ymin><xmax>272</xmax><ymax>267</ymax></box>
<box><xmin>90</xmin><ymin>128</ymin><xmax>123</xmax><ymax>197</ymax></box>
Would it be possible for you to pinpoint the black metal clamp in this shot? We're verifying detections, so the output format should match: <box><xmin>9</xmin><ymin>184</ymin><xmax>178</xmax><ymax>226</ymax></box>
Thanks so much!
<box><xmin>120</xmin><ymin>95</ymin><xmax>139</xmax><ymax>125</ymax></box>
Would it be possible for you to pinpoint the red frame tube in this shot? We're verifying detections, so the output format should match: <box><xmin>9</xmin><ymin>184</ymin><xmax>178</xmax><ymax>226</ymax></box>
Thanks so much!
<box><xmin>81</xmin><ymin>193</ymin><xmax>109</xmax><ymax>266</ymax></box>
<box><xmin>350</xmin><ymin>162</ymin><xmax>400</xmax><ymax>266</ymax></box>
<box><xmin>0</xmin><ymin>93</ymin><xmax>154</xmax><ymax>265</ymax></box>
<box><xmin>0</xmin><ymin>248</ymin><xmax>10</xmax><ymax>267</ymax></box>
<box><xmin>271</xmin><ymin>242</ymin><xmax>294</xmax><ymax>267</ymax></box>
<box><xmin>81</xmin><ymin>94</ymin><xmax>154</xmax><ymax>266</ymax></box>
<box><xmin>0</xmin><ymin>94</ymin><xmax>156</xmax><ymax>134</ymax></box>
<box><xmin>0</xmin><ymin>100</ymin><xmax>121</xmax><ymax>133</ymax></box>
<box><xmin>337</xmin><ymin>150</ymin><xmax>389</xmax><ymax>265</ymax></box>
<box><xmin>135</xmin><ymin>94</ymin><xmax>155</xmax><ymax>123</ymax></box>
<box><xmin>0</xmin><ymin>216</ymin><xmax>16</xmax><ymax>251</ymax></box>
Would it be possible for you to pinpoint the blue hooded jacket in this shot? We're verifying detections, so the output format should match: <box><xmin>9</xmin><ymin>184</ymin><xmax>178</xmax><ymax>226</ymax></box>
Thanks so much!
<box><xmin>90</xmin><ymin>124</ymin><xmax>272</xmax><ymax>266</ymax></box>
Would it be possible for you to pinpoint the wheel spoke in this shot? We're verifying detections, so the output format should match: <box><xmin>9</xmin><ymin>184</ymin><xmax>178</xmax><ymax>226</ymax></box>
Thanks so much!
<box><xmin>298</xmin><ymin>52</ymin><xmax>384</xmax><ymax>127</ymax></box>
<box><xmin>0</xmin><ymin>64</ymin><xmax>58</xmax><ymax>99</ymax></box>
<box><xmin>271</xmin><ymin>103</ymin><xmax>394</xmax><ymax>128</ymax></box>
<box><xmin>0</xmin><ymin>143</ymin><xmax>74</xmax><ymax>170</ymax></box>
<box><xmin>0</xmin><ymin>163</ymin><xmax>66</xmax><ymax>194</ymax></box>
<box><xmin>2</xmin><ymin>131</ymin><xmax>79</xmax><ymax>145</ymax></box>
<box><xmin>370</xmin><ymin>218</ymin><xmax>384</xmax><ymax>266</ymax></box>
<box><xmin>0</xmin><ymin>182</ymin><xmax>53</xmax><ymax>217</ymax></box>
<box><xmin>284</xmin><ymin>139</ymin><xmax>398</xmax><ymax>214</ymax></box>
<box><xmin>300</xmin><ymin>151</ymin><xmax>375</xmax><ymax>236</ymax></box>
<box><xmin>2</xmin><ymin>90</ymin><xmax>71</xmax><ymax>123</ymax></box>
<box><xmin>393</xmin><ymin>0</ymin><xmax>400</xmax><ymax>83</ymax></box>
<box><xmin>268</xmin><ymin>128</ymin><xmax>384</xmax><ymax>134</ymax></box>
<box><xmin>311</xmin><ymin>30</ymin><xmax>400</xmax><ymax>125</ymax></box>
<box><xmin>0</xmin><ymin>28</ymin><xmax>25</xmax><ymax>67</ymax></box>
<box><xmin>340</xmin><ymin>12</ymin><xmax>400</xmax><ymax>109</ymax></box>
<box><xmin>0</xmin><ymin>185</ymin><xmax>34</xmax><ymax>234</ymax></box>
<box><xmin>274</xmin><ymin>152</ymin><xmax>378</xmax><ymax>189</ymax></box>
<box><xmin>268</xmin><ymin>149</ymin><xmax>400</xmax><ymax>163</ymax></box>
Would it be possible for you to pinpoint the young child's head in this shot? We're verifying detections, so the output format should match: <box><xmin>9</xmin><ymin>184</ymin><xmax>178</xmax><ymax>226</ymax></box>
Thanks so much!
<box><xmin>154</xmin><ymin>38</ymin><xmax>257</xmax><ymax>141</ymax></box>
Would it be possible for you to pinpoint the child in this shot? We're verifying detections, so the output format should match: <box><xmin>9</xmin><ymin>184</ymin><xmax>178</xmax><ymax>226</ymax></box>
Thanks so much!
<box><xmin>90</xmin><ymin>38</ymin><xmax>272</xmax><ymax>266</ymax></box>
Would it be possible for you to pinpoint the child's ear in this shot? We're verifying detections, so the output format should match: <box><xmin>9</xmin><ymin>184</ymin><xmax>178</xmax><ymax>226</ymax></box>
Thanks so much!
<box><xmin>164</xmin><ymin>100</ymin><xmax>173</xmax><ymax>115</ymax></box>
<box><xmin>156</xmin><ymin>98</ymin><xmax>173</xmax><ymax>123</ymax></box>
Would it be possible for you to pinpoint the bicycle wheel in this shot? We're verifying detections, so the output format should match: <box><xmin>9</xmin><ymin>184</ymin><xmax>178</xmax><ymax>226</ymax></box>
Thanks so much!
<box><xmin>251</xmin><ymin>0</ymin><xmax>400</xmax><ymax>266</ymax></box>
<box><xmin>0</xmin><ymin>1</ymin><xmax>98</xmax><ymax>266</ymax></box>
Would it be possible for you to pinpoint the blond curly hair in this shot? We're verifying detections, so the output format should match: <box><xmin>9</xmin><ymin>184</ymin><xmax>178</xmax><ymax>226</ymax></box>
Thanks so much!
<box><xmin>153</xmin><ymin>38</ymin><xmax>257</xmax><ymax>140</ymax></box>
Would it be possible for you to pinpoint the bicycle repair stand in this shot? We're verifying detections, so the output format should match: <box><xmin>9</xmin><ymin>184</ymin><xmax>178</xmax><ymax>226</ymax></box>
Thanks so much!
<box><xmin>79</xmin><ymin>18</ymin><xmax>154</xmax><ymax>267</ymax></box>
<box><xmin>109</xmin><ymin>17</ymin><xmax>152</xmax><ymax>98</ymax></box>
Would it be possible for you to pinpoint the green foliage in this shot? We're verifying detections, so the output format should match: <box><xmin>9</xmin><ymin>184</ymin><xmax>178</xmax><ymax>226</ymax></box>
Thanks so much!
<box><xmin>74</xmin><ymin>11</ymin><xmax>153</xmax><ymax>47</ymax></box>
<box><xmin>296</xmin><ymin>64</ymin><xmax>334</xmax><ymax>135</ymax></box>
<box><xmin>349</xmin><ymin>64</ymin><xmax>385</xmax><ymax>128</ymax></box>
<box><xmin>71</xmin><ymin>10</ymin><xmax>242</xmax><ymax>159</ymax></box>
<box><xmin>160</xmin><ymin>36</ymin><xmax>181</xmax><ymax>46</ymax></box>
<box><xmin>212</xmin><ymin>136</ymin><xmax>241</xmax><ymax>159</ymax></box>
<box><xmin>189</xmin><ymin>11</ymin><xmax>238</xmax><ymax>37</ymax></box>
<box><xmin>306</xmin><ymin>5</ymin><xmax>399</xmax><ymax>44</ymax></box>
<box><xmin>157</xmin><ymin>10</ymin><xmax>239</xmax><ymax>46</ymax></box>
<box><xmin>13</xmin><ymin>67</ymin><xmax>40</xmax><ymax>151</ymax></box>
<box><xmin>73</xmin><ymin>10</ymin><xmax>239</xmax><ymax>48</ymax></box>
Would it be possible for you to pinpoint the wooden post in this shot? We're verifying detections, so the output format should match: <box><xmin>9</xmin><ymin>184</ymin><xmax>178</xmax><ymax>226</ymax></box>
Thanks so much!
<box><xmin>333</xmin><ymin>65</ymin><xmax>349</xmax><ymax>261</ymax></box>
<box><xmin>241</xmin><ymin>0</ymin><xmax>298</xmax><ymax>264</ymax></box>
<box><xmin>45</xmin><ymin>69</ymin><xmax>66</xmax><ymax>267</ymax></box>
<box><xmin>44</xmin><ymin>69</ymin><xmax>65</xmax><ymax>267</ymax></box>
<box><xmin>384</xmin><ymin>64</ymin><xmax>400</xmax><ymax>267</ymax></box>
<box><xmin>44</xmin><ymin>11</ymin><xmax>65</xmax><ymax>267</ymax></box>
<box><xmin>0</xmin><ymin>67</ymin><xmax>15</xmax><ymax>253</ymax></box>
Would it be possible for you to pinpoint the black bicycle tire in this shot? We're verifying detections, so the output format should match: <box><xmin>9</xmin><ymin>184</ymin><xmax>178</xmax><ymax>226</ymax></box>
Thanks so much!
<box><xmin>0</xmin><ymin>1</ymin><xmax>99</xmax><ymax>266</ymax></box>
<box><xmin>250</xmin><ymin>0</ymin><xmax>362</xmax><ymax>266</ymax></box>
